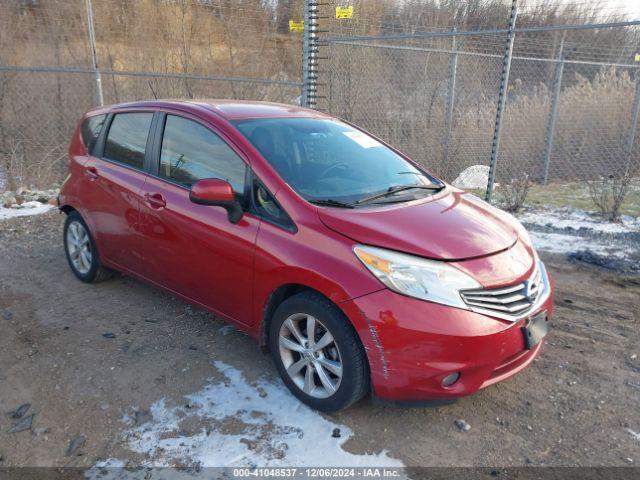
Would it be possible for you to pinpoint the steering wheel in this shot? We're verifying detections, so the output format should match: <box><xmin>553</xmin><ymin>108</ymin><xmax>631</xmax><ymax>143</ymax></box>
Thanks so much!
<box><xmin>319</xmin><ymin>162</ymin><xmax>350</xmax><ymax>179</ymax></box>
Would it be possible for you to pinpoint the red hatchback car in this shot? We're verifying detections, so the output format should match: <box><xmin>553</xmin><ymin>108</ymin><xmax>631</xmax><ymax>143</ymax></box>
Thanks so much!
<box><xmin>59</xmin><ymin>100</ymin><xmax>553</xmax><ymax>411</ymax></box>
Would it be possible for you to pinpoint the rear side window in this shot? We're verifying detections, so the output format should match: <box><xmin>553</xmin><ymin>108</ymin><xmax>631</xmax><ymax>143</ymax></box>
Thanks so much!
<box><xmin>159</xmin><ymin>115</ymin><xmax>246</xmax><ymax>194</ymax></box>
<box><xmin>103</xmin><ymin>113</ymin><xmax>153</xmax><ymax>170</ymax></box>
<box><xmin>81</xmin><ymin>114</ymin><xmax>106</xmax><ymax>154</ymax></box>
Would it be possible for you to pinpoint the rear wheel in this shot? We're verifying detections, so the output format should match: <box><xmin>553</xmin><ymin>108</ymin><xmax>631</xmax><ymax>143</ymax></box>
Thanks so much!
<box><xmin>269</xmin><ymin>291</ymin><xmax>368</xmax><ymax>412</ymax></box>
<box><xmin>63</xmin><ymin>211</ymin><xmax>113</xmax><ymax>283</ymax></box>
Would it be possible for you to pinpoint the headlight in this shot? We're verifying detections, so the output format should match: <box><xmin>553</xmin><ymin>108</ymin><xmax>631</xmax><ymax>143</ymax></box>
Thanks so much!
<box><xmin>353</xmin><ymin>245</ymin><xmax>481</xmax><ymax>309</ymax></box>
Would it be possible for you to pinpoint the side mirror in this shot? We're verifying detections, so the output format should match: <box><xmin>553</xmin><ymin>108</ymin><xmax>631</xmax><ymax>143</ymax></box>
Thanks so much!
<box><xmin>189</xmin><ymin>178</ymin><xmax>243</xmax><ymax>224</ymax></box>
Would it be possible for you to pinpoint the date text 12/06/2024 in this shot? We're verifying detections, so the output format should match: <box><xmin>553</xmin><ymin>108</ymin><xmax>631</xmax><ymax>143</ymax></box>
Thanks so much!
<box><xmin>232</xmin><ymin>467</ymin><xmax>402</xmax><ymax>478</ymax></box>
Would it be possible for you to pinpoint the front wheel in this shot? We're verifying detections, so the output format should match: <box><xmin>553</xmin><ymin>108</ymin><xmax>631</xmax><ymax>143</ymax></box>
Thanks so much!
<box><xmin>269</xmin><ymin>292</ymin><xmax>369</xmax><ymax>412</ymax></box>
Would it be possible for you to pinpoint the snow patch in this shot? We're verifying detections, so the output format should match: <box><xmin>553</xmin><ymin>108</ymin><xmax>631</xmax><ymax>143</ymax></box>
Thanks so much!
<box><xmin>627</xmin><ymin>428</ymin><xmax>640</xmax><ymax>442</ymax></box>
<box><xmin>452</xmin><ymin>165</ymin><xmax>489</xmax><ymax>190</ymax></box>
<box><xmin>0</xmin><ymin>201</ymin><xmax>54</xmax><ymax>220</ymax></box>
<box><xmin>529</xmin><ymin>231</ymin><xmax>632</xmax><ymax>259</ymax></box>
<box><xmin>517</xmin><ymin>206</ymin><xmax>640</xmax><ymax>262</ymax></box>
<box><xmin>112</xmin><ymin>361</ymin><xmax>402</xmax><ymax>469</ymax></box>
<box><xmin>519</xmin><ymin>208</ymin><xmax>640</xmax><ymax>234</ymax></box>
<box><xmin>218</xmin><ymin>325</ymin><xmax>236</xmax><ymax>336</ymax></box>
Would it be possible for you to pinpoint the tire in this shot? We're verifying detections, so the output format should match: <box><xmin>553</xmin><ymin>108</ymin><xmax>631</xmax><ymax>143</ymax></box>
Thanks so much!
<box><xmin>269</xmin><ymin>291</ymin><xmax>369</xmax><ymax>412</ymax></box>
<box><xmin>63</xmin><ymin>211</ymin><xmax>114</xmax><ymax>283</ymax></box>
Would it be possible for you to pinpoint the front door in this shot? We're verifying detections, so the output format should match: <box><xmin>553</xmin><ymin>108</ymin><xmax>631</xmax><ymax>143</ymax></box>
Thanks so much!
<box><xmin>137</xmin><ymin>113</ymin><xmax>259</xmax><ymax>326</ymax></box>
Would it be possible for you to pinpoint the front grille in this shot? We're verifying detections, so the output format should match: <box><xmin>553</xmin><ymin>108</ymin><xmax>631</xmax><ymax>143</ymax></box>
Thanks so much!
<box><xmin>460</xmin><ymin>264</ymin><xmax>544</xmax><ymax>321</ymax></box>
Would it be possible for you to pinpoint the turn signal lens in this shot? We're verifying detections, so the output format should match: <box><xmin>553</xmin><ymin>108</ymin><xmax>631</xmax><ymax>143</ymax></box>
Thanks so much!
<box><xmin>353</xmin><ymin>247</ymin><xmax>391</xmax><ymax>275</ymax></box>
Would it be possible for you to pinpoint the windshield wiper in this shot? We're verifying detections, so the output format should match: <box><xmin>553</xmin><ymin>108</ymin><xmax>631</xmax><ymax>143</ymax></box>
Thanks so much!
<box><xmin>356</xmin><ymin>184</ymin><xmax>443</xmax><ymax>205</ymax></box>
<box><xmin>309</xmin><ymin>198</ymin><xmax>355</xmax><ymax>209</ymax></box>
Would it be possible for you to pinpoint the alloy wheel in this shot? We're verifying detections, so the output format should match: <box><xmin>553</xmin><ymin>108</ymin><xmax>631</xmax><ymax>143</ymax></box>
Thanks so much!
<box><xmin>66</xmin><ymin>220</ymin><xmax>92</xmax><ymax>274</ymax></box>
<box><xmin>278</xmin><ymin>313</ymin><xmax>343</xmax><ymax>399</ymax></box>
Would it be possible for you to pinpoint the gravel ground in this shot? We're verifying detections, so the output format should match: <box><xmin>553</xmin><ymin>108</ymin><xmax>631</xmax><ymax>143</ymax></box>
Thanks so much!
<box><xmin>0</xmin><ymin>210</ymin><xmax>639</xmax><ymax>470</ymax></box>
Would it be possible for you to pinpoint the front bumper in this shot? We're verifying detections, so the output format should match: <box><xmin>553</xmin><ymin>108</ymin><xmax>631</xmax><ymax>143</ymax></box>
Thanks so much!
<box><xmin>341</xmin><ymin>271</ymin><xmax>554</xmax><ymax>402</ymax></box>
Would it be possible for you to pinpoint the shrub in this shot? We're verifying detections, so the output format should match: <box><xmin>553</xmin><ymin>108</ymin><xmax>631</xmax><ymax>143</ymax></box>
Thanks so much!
<box><xmin>586</xmin><ymin>173</ymin><xmax>633</xmax><ymax>222</ymax></box>
<box><xmin>499</xmin><ymin>173</ymin><xmax>531</xmax><ymax>212</ymax></box>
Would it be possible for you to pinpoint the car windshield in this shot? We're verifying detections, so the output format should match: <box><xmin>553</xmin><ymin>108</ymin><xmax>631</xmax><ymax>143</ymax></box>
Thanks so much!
<box><xmin>233</xmin><ymin>117</ymin><xmax>442</xmax><ymax>205</ymax></box>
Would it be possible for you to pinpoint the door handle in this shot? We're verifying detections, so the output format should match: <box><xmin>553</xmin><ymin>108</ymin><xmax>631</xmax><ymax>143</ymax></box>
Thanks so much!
<box><xmin>145</xmin><ymin>193</ymin><xmax>166</xmax><ymax>210</ymax></box>
<box><xmin>84</xmin><ymin>167</ymin><xmax>99</xmax><ymax>180</ymax></box>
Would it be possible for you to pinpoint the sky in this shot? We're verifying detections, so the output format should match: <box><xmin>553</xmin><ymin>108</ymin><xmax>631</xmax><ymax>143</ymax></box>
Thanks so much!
<box><xmin>600</xmin><ymin>1</ymin><xmax>639</xmax><ymax>18</ymax></box>
<box><xmin>511</xmin><ymin>1</ymin><xmax>639</xmax><ymax>20</ymax></box>
<box><xmin>557</xmin><ymin>0</ymin><xmax>639</xmax><ymax>19</ymax></box>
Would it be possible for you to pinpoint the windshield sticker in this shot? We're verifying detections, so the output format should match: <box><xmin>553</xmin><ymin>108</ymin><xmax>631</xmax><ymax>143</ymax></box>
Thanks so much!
<box><xmin>342</xmin><ymin>131</ymin><xmax>382</xmax><ymax>149</ymax></box>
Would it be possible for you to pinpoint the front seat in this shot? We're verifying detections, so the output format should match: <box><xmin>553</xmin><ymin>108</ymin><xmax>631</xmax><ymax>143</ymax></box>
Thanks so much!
<box><xmin>250</xmin><ymin>127</ymin><xmax>292</xmax><ymax>181</ymax></box>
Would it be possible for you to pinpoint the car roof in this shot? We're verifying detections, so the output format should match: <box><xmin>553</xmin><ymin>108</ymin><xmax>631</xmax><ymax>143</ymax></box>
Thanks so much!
<box><xmin>87</xmin><ymin>99</ymin><xmax>330</xmax><ymax>121</ymax></box>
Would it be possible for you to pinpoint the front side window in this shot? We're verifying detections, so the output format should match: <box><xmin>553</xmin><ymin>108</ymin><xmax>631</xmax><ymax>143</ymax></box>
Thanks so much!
<box><xmin>81</xmin><ymin>114</ymin><xmax>106</xmax><ymax>154</ymax></box>
<box><xmin>233</xmin><ymin>118</ymin><xmax>442</xmax><ymax>206</ymax></box>
<box><xmin>103</xmin><ymin>113</ymin><xmax>153</xmax><ymax>170</ymax></box>
<box><xmin>159</xmin><ymin>115</ymin><xmax>246</xmax><ymax>195</ymax></box>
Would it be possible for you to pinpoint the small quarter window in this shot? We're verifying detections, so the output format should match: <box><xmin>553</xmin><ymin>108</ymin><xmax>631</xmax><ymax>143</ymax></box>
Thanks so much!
<box><xmin>104</xmin><ymin>113</ymin><xmax>153</xmax><ymax>170</ymax></box>
<box><xmin>252</xmin><ymin>178</ymin><xmax>294</xmax><ymax>230</ymax></box>
<box><xmin>81</xmin><ymin>114</ymin><xmax>106</xmax><ymax>155</ymax></box>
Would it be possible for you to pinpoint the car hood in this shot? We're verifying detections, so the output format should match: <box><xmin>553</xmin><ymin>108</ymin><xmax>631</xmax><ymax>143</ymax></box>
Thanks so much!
<box><xmin>317</xmin><ymin>189</ymin><xmax>519</xmax><ymax>260</ymax></box>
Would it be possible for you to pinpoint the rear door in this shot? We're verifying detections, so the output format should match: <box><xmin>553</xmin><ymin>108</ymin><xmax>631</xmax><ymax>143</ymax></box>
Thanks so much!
<box><xmin>83</xmin><ymin>111</ymin><xmax>155</xmax><ymax>271</ymax></box>
<box><xmin>137</xmin><ymin>112</ymin><xmax>260</xmax><ymax>326</ymax></box>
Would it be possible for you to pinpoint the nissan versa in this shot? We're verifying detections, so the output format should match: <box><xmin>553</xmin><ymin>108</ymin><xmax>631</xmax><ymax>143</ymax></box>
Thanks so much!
<box><xmin>58</xmin><ymin>100</ymin><xmax>553</xmax><ymax>412</ymax></box>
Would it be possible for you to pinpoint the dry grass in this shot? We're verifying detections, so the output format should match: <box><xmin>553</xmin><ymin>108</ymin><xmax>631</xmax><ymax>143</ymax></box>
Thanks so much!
<box><xmin>341</xmin><ymin>63</ymin><xmax>638</xmax><ymax>183</ymax></box>
<box><xmin>0</xmin><ymin>0</ymin><xmax>638</xmax><ymax>202</ymax></box>
<box><xmin>330</xmin><ymin>54</ymin><xmax>639</xmax><ymax>217</ymax></box>
<box><xmin>0</xmin><ymin>0</ymin><xmax>302</xmax><ymax>190</ymax></box>
<box><xmin>466</xmin><ymin>180</ymin><xmax>640</xmax><ymax>217</ymax></box>
<box><xmin>1</xmin><ymin>139</ymin><xmax>67</xmax><ymax>191</ymax></box>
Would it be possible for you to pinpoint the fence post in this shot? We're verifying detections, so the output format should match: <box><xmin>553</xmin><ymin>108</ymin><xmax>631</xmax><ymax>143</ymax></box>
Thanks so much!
<box><xmin>84</xmin><ymin>0</ymin><xmax>103</xmax><ymax>106</ymax></box>
<box><xmin>624</xmin><ymin>72</ymin><xmax>640</xmax><ymax>175</ymax></box>
<box><xmin>485</xmin><ymin>0</ymin><xmax>518</xmax><ymax>202</ymax></box>
<box><xmin>442</xmin><ymin>29</ymin><xmax>458</xmax><ymax>168</ymax></box>
<box><xmin>541</xmin><ymin>37</ymin><xmax>565</xmax><ymax>185</ymax></box>
<box><xmin>301</xmin><ymin>0</ymin><xmax>319</xmax><ymax>108</ymax></box>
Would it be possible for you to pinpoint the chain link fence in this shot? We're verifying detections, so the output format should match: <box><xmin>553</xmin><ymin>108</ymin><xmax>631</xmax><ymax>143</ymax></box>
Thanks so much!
<box><xmin>0</xmin><ymin>0</ymin><xmax>304</xmax><ymax>190</ymax></box>
<box><xmin>321</xmin><ymin>32</ymin><xmax>507</xmax><ymax>182</ymax></box>
<box><xmin>1</xmin><ymin>0</ymin><xmax>640</xmax><ymax>219</ymax></box>
<box><xmin>311</xmin><ymin>1</ymin><xmax>640</xmax><ymax>215</ymax></box>
<box><xmin>497</xmin><ymin>27</ymin><xmax>640</xmax><ymax>190</ymax></box>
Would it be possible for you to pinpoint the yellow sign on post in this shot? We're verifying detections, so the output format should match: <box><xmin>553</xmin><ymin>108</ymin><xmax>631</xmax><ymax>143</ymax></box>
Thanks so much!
<box><xmin>336</xmin><ymin>6</ymin><xmax>353</xmax><ymax>19</ymax></box>
<box><xmin>635</xmin><ymin>53</ymin><xmax>640</xmax><ymax>62</ymax></box>
<box><xmin>289</xmin><ymin>20</ymin><xmax>304</xmax><ymax>33</ymax></box>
